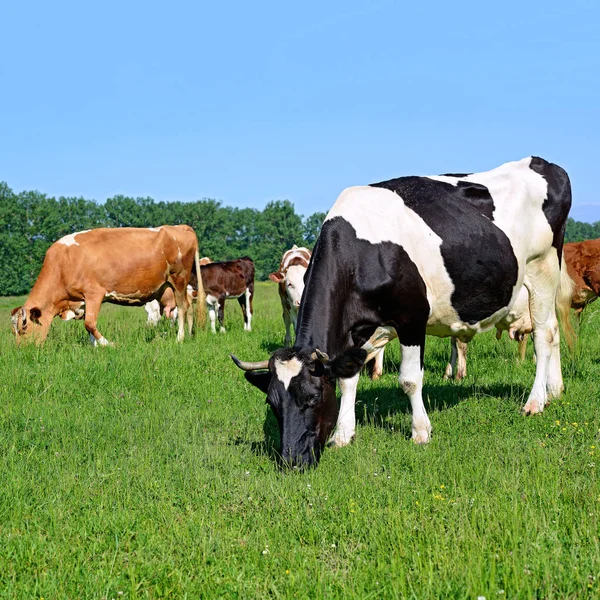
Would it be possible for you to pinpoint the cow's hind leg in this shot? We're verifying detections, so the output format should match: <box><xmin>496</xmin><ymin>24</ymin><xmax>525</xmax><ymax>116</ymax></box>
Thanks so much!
<box><xmin>371</xmin><ymin>347</ymin><xmax>384</xmax><ymax>380</ymax></box>
<box><xmin>217</xmin><ymin>295</ymin><xmax>226</xmax><ymax>333</ymax></box>
<box><xmin>246</xmin><ymin>282</ymin><xmax>254</xmax><ymax>332</ymax></box>
<box><xmin>443</xmin><ymin>337</ymin><xmax>468</xmax><ymax>380</ymax></box>
<box><xmin>172</xmin><ymin>285</ymin><xmax>190</xmax><ymax>342</ymax></box>
<box><xmin>523</xmin><ymin>250</ymin><xmax>562</xmax><ymax>414</ymax></box>
<box><xmin>84</xmin><ymin>292</ymin><xmax>111</xmax><ymax>346</ymax></box>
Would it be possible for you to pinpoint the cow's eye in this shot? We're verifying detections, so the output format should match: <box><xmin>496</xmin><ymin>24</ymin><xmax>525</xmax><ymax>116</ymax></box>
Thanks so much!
<box><xmin>288</xmin><ymin>283</ymin><xmax>294</xmax><ymax>288</ymax></box>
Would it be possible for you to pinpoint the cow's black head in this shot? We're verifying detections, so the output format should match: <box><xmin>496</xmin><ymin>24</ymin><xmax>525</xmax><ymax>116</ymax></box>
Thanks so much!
<box><xmin>232</xmin><ymin>347</ymin><xmax>366</xmax><ymax>469</ymax></box>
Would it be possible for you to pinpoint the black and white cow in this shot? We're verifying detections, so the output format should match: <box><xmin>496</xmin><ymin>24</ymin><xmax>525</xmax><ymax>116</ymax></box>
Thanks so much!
<box><xmin>232</xmin><ymin>157</ymin><xmax>572</xmax><ymax>468</ymax></box>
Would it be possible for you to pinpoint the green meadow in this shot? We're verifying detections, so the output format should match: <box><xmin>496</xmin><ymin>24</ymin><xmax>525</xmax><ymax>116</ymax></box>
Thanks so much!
<box><xmin>0</xmin><ymin>282</ymin><xmax>599</xmax><ymax>599</ymax></box>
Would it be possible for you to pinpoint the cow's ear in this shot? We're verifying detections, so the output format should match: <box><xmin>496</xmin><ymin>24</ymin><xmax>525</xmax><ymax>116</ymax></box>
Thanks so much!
<box><xmin>244</xmin><ymin>371</ymin><xmax>272</xmax><ymax>394</ymax></box>
<box><xmin>30</xmin><ymin>307</ymin><xmax>42</xmax><ymax>322</ymax></box>
<box><xmin>328</xmin><ymin>348</ymin><xmax>367</xmax><ymax>379</ymax></box>
<box><xmin>268</xmin><ymin>272</ymin><xmax>284</xmax><ymax>283</ymax></box>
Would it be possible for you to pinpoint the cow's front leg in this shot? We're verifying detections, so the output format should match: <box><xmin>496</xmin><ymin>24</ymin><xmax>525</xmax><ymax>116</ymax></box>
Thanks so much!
<box><xmin>283</xmin><ymin>308</ymin><xmax>293</xmax><ymax>346</ymax></box>
<box><xmin>400</xmin><ymin>342</ymin><xmax>431</xmax><ymax>443</ymax></box>
<box><xmin>330</xmin><ymin>372</ymin><xmax>359</xmax><ymax>447</ymax></box>
<box><xmin>84</xmin><ymin>292</ymin><xmax>112</xmax><ymax>346</ymax></box>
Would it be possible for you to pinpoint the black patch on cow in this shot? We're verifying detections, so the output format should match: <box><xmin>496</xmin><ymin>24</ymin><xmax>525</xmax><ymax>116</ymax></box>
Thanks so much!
<box><xmin>370</xmin><ymin>176</ymin><xmax>518</xmax><ymax>323</ymax></box>
<box><xmin>441</xmin><ymin>172</ymin><xmax>472</xmax><ymax>178</ymax></box>
<box><xmin>295</xmin><ymin>217</ymin><xmax>430</xmax><ymax>358</ymax></box>
<box><xmin>529</xmin><ymin>156</ymin><xmax>572</xmax><ymax>260</ymax></box>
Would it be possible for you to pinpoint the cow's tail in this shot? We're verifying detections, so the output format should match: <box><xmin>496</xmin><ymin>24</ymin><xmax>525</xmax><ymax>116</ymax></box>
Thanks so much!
<box><xmin>557</xmin><ymin>251</ymin><xmax>575</xmax><ymax>349</ymax></box>
<box><xmin>194</xmin><ymin>244</ymin><xmax>207</xmax><ymax>328</ymax></box>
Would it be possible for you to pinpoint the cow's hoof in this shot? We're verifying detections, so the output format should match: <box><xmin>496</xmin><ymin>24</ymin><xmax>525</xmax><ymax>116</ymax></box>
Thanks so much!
<box><xmin>329</xmin><ymin>432</ymin><xmax>355</xmax><ymax>448</ymax></box>
<box><xmin>412</xmin><ymin>420</ymin><xmax>431</xmax><ymax>444</ymax></box>
<box><xmin>412</xmin><ymin>430</ymin><xmax>431</xmax><ymax>444</ymax></box>
<box><xmin>522</xmin><ymin>398</ymin><xmax>545</xmax><ymax>415</ymax></box>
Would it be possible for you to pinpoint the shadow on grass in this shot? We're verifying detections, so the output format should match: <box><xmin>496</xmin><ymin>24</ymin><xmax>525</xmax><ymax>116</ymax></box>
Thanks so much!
<box><xmin>355</xmin><ymin>380</ymin><xmax>529</xmax><ymax>435</ymax></box>
<box><xmin>241</xmin><ymin>377</ymin><xmax>529</xmax><ymax>461</ymax></box>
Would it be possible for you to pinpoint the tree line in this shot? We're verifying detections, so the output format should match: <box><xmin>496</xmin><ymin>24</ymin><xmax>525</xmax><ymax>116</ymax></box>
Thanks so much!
<box><xmin>1</xmin><ymin>180</ymin><xmax>598</xmax><ymax>296</ymax></box>
<box><xmin>0</xmin><ymin>182</ymin><xmax>326</xmax><ymax>296</ymax></box>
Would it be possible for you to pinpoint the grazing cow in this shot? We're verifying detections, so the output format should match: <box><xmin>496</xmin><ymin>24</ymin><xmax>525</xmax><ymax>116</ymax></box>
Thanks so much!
<box><xmin>11</xmin><ymin>225</ymin><xmax>206</xmax><ymax>345</ymax></box>
<box><xmin>145</xmin><ymin>256</ymin><xmax>212</xmax><ymax>325</ymax></box>
<box><xmin>269</xmin><ymin>246</ymin><xmax>312</xmax><ymax>345</ymax></box>
<box><xmin>202</xmin><ymin>257</ymin><xmax>255</xmax><ymax>333</ymax></box>
<box><xmin>232</xmin><ymin>157</ymin><xmax>572</xmax><ymax>469</ymax></box>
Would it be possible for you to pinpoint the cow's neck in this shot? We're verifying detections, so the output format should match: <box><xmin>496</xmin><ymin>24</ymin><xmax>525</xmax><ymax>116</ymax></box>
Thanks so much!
<box><xmin>24</xmin><ymin>265</ymin><xmax>63</xmax><ymax>317</ymax></box>
<box><xmin>294</xmin><ymin>249</ymin><xmax>368</xmax><ymax>358</ymax></box>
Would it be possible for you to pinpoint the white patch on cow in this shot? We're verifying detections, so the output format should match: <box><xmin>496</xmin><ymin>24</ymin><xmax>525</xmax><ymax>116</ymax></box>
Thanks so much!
<box><xmin>104</xmin><ymin>289</ymin><xmax>144</xmax><ymax>304</ymax></box>
<box><xmin>244</xmin><ymin>289</ymin><xmax>252</xmax><ymax>331</ymax></box>
<box><xmin>187</xmin><ymin>284</ymin><xmax>193</xmax><ymax>295</ymax></box>
<box><xmin>177</xmin><ymin>247</ymin><xmax>182</xmax><ymax>259</ymax></box>
<box><xmin>90</xmin><ymin>334</ymin><xmax>111</xmax><ymax>347</ymax></box>
<box><xmin>149</xmin><ymin>227</ymin><xmax>162</xmax><ymax>232</ymax></box>
<box><xmin>274</xmin><ymin>357</ymin><xmax>303</xmax><ymax>390</ymax></box>
<box><xmin>58</xmin><ymin>230</ymin><xmax>91</xmax><ymax>246</ymax></box>
<box><xmin>284</xmin><ymin>265</ymin><xmax>306</xmax><ymax>309</ymax></box>
<box><xmin>145</xmin><ymin>300</ymin><xmax>161</xmax><ymax>326</ymax></box>
<box><xmin>62</xmin><ymin>310</ymin><xmax>76</xmax><ymax>321</ymax></box>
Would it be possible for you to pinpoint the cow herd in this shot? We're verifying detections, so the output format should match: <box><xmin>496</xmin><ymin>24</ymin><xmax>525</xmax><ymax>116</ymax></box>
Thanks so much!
<box><xmin>9</xmin><ymin>156</ymin><xmax>600</xmax><ymax>469</ymax></box>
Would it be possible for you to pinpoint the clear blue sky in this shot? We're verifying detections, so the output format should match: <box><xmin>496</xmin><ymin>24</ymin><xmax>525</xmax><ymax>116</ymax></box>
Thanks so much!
<box><xmin>1</xmin><ymin>0</ymin><xmax>599</xmax><ymax>221</ymax></box>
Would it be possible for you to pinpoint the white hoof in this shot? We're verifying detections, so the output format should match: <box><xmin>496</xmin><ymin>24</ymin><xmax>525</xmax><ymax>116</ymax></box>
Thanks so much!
<box><xmin>522</xmin><ymin>395</ymin><xmax>546</xmax><ymax>415</ymax></box>
<box><xmin>412</xmin><ymin>419</ymin><xmax>432</xmax><ymax>444</ymax></box>
<box><xmin>329</xmin><ymin>431</ymin><xmax>355</xmax><ymax>448</ymax></box>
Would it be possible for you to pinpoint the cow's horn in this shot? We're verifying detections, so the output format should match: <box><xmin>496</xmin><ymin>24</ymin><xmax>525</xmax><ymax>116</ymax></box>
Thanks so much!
<box><xmin>230</xmin><ymin>354</ymin><xmax>269</xmax><ymax>371</ymax></box>
<box><xmin>311</xmin><ymin>348</ymin><xmax>330</xmax><ymax>363</ymax></box>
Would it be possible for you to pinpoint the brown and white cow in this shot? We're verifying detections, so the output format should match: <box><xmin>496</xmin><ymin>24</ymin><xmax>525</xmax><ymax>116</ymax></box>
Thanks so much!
<box><xmin>269</xmin><ymin>246</ymin><xmax>312</xmax><ymax>346</ymax></box>
<box><xmin>11</xmin><ymin>225</ymin><xmax>206</xmax><ymax>345</ymax></box>
<box><xmin>201</xmin><ymin>257</ymin><xmax>255</xmax><ymax>333</ymax></box>
<box><xmin>145</xmin><ymin>256</ymin><xmax>212</xmax><ymax>325</ymax></box>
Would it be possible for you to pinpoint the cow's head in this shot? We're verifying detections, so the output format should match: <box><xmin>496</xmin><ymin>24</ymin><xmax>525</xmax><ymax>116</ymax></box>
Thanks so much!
<box><xmin>269</xmin><ymin>265</ymin><xmax>306</xmax><ymax>309</ymax></box>
<box><xmin>11</xmin><ymin>306</ymin><xmax>43</xmax><ymax>343</ymax></box>
<box><xmin>232</xmin><ymin>347</ymin><xmax>366</xmax><ymax>469</ymax></box>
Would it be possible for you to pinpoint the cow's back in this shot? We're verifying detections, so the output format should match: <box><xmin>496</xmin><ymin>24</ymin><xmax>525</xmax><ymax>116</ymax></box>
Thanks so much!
<box><xmin>49</xmin><ymin>226</ymin><xmax>197</xmax><ymax>296</ymax></box>
<box><xmin>319</xmin><ymin>157</ymin><xmax>569</xmax><ymax>335</ymax></box>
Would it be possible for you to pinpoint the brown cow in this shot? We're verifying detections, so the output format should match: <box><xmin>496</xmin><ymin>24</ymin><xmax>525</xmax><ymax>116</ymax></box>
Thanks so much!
<box><xmin>564</xmin><ymin>239</ymin><xmax>600</xmax><ymax>319</ymax></box>
<box><xmin>269</xmin><ymin>246</ymin><xmax>312</xmax><ymax>346</ymax></box>
<box><xmin>11</xmin><ymin>225</ymin><xmax>206</xmax><ymax>345</ymax></box>
<box><xmin>200</xmin><ymin>257</ymin><xmax>255</xmax><ymax>333</ymax></box>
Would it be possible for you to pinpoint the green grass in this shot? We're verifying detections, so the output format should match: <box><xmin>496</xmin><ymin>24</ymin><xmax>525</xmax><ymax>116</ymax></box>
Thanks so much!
<box><xmin>1</xmin><ymin>282</ymin><xmax>599</xmax><ymax>599</ymax></box>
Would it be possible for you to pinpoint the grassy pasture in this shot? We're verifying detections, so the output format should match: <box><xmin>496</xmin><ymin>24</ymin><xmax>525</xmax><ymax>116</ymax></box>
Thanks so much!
<box><xmin>0</xmin><ymin>282</ymin><xmax>599</xmax><ymax>599</ymax></box>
